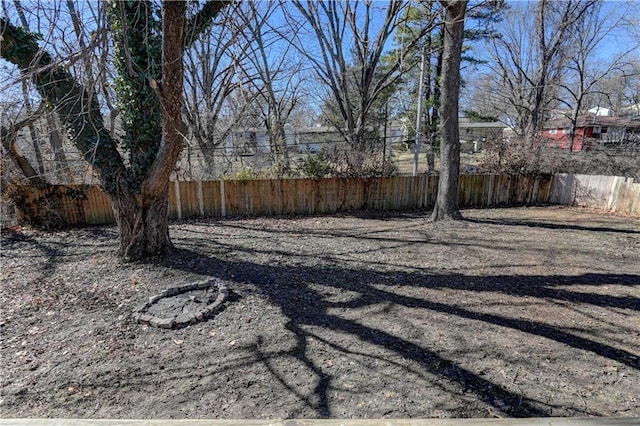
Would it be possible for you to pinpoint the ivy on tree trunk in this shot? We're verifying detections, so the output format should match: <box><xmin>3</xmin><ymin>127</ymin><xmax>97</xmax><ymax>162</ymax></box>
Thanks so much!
<box><xmin>0</xmin><ymin>1</ymin><xmax>229</xmax><ymax>260</ymax></box>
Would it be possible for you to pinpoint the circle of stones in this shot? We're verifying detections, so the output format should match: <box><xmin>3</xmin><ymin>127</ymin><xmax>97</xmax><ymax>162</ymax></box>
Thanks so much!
<box><xmin>135</xmin><ymin>278</ymin><xmax>229</xmax><ymax>329</ymax></box>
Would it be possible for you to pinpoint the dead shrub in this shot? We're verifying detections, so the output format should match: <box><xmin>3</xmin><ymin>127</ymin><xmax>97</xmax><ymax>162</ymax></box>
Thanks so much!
<box><xmin>319</xmin><ymin>145</ymin><xmax>397</xmax><ymax>178</ymax></box>
<box><xmin>478</xmin><ymin>136</ymin><xmax>640</xmax><ymax>180</ymax></box>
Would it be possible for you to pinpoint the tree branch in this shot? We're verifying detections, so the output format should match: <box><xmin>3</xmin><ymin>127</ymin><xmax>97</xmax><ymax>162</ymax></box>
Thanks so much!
<box><xmin>0</xmin><ymin>101</ymin><xmax>48</xmax><ymax>187</ymax></box>
<box><xmin>1</xmin><ymin>18</ymin><xmax>128</xmax><ymax>196</ymax></box>
<box><xmin>184</xmin><ymin>0</ymin><xmax>233</xmax><ymax>48</ymax></box>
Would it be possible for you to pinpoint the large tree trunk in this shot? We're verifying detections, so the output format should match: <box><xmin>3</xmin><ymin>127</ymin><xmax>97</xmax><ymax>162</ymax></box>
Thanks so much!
<box><xmin>117</xmin><ymin>0</ymin><xmax>225</xmax><ymax>259</ymax></box>
<box><xmin>112</xmin><ymin>185</ymin><xmax>172</xmax><ymax>259</ymax></box>
<box><xmin>430</xmin><ymin>0</ymin><xmax>467</xmax><ymax>222</ymax></box>
<box><xmin>116</xmin><ymin>0</ymin><xmax>187</xmax><ymax>260</ymax></box>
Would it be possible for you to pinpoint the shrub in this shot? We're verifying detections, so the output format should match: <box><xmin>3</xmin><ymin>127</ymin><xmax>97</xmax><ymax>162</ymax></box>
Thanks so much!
<box><xmin>297</xmin><ymin>153</ymin><xmax>332</xmax><ymax>180</ymax></box>
<box><xmin>479</xmin><ymin>136</ymin><xmax>544</xmax><ymax>174</ymax></box>
<box><xmin>478</xmin><ymin>136</ymin><xmax>640</xmax><ymax>179</ymax></box>
<box><xmin>224</xmin><ymin>168</ymin><xmax>257</xmax><ymax>183</ymax></box>
<box><xmin>321</xmin><ymin>146</ymin><xmax>397</xmax><ymax>178</ymax></box>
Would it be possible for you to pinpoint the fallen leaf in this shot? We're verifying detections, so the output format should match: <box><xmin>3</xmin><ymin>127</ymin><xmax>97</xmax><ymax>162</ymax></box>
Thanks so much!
<box><xmin>173</xmin><ymin>339</ymin><xmax>184</xmax><ymax>345</ymax></box>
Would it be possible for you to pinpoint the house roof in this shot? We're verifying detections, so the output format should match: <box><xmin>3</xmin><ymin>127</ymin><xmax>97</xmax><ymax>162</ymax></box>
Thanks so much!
<box><xmin>458</xmin><ymin>121</ymin><xmax>506</xmax><ymax>129</ymax></box>
<box><xmin>543</xmin><ymin>115</ymin><xmax>640</xmax><ymax>129</ymax></box>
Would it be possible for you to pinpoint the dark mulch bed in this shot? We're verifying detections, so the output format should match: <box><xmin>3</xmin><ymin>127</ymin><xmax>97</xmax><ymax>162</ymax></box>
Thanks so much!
<box><xmin>1</xmin><ymin>206</ymin><xmax>639</xmax><ymax>419</ymax></box>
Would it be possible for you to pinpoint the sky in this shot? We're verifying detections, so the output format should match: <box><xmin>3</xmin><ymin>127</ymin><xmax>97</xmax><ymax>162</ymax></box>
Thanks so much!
<box><xmin>459</xmin><ymin>0</ymin><xmax>640</xmax><ymax>113</ymax></box>
<box><xmin>2</xmin><ymin>0</ymin><xmax>639</xmax><ymax>119</ymax></box>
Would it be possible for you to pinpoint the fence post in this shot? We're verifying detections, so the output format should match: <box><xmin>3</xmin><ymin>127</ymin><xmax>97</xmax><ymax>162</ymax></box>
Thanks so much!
<box><xmin>196</xmin><ymin>180</ymin><xmax>204</xmax><ymax>217</ymax></box>
<box><xmin>174</xmin><ymin>180</ymin><xmax>182</xmax><ymax>220</ymax></box>
<box><xmin>220</xmin><ymin>180</ymin><xmax>226</xmax><ymax>218</ymax></box>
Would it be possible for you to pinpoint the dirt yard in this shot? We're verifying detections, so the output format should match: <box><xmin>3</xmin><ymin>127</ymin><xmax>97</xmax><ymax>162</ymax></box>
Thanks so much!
<box><xmin>1</xmin><ymin>206</ymin><xmax>639</xmax><ymax>419</ymax></box>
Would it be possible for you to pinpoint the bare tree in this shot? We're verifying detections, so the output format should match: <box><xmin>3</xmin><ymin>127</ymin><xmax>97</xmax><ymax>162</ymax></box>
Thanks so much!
<box><xmin>590</xmin><ymin>61</ymin><xmax>640</xmax><ymax>116</ymax></box>
<box><xmin>183</xmin><ymin>3</ymin><xmax>246</xmax><ymax>177</ymax></box>
<box><xmin>289</xmin><ymin>0</ymin><xmax>430</xmax><ymax>148</ymax></box>
<box><xmin>555</xmin><ymin>0</ymin><xmax>637</xmax><ymax>150</ymax></box>
<box><xmin>9</xmin><ymin>0</ymin><xmax>47</xmax><ymax>177</ymax></box>
<box><xmin>430</xmin><ymin>0</ymin><xmax>467</xmax><ymax>221</ymax></box>
<box><xmin>486</xmin><ymin>0</ymin><xmax>598</xmax><ymax>141</ymax></box>
<box><xmin>0</xmin><ymin>100</ymin><xmax>48</xmax><ymax>188</ymax></box>
<box><xmin>237</xmin><ymin>0</ymin><xmax>305</xmax><ymax>176</ymax></box>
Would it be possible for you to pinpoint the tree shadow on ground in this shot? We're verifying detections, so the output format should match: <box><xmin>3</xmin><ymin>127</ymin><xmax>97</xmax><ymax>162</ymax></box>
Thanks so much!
<box><xmin>1</xmin><ymin>230</ymin><xmax>67</xmax><ymax>277</ymax></box>
<box><xmin>465</xmin><ymin>217</ymin><xmax>640</xmax><ymax>235</ymax></box>
<box><xmin>159</xmin><ymin>244</ymin><xmax>639</xmax><ymax>418</ymax></box>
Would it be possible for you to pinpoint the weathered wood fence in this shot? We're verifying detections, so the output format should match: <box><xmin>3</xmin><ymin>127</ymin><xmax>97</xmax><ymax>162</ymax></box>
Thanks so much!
<box><xmin>550</xmin><ymin>173</ymin><xmax>640</xmax><ymax>216</ymax></box>
<box><xmin>6</xmin><ymin>173</ymin><xmax>639</xmax><ymax>228</ymax></box>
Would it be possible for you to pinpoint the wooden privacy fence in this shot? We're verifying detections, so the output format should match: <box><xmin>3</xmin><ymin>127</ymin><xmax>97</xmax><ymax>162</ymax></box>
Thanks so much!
<box><xmin>11</xmin><ymin>174</ymin><xmax>557</xmax><ymax>227</ymax></box>
<box><xmin>550</xmin><ymin>173</ymin><xmax>640</xmax><ymax>216</ymax></box>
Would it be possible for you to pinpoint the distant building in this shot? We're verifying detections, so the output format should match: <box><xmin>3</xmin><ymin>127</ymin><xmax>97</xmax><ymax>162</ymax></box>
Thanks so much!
<box><xmin>458</xmin><ymin>118</ymin><xmax>507</xmax><ymax>141</ymax></box>
<box><xmin>458</xmin><ymin>118</ymin><xmax>507</xmax><ymax>152</ymax></box>
<box><xmin>587</xmin><ymin>107</ymin><xmax>614</xmax><ymax>117</ymax></box>
<box><xmin>620</xmin><ymin>103</ymin><xmax>640</xmax><ymax>118</ymax></box>
<box><xmin>542</xmin><ymin>115</ymin><xmax>640</xmax><ymax>151</ymax></box>
<box><xmin>223</xmin><ymin>122</ymin><xmax>407</xmax><ymax>156</ymax></box>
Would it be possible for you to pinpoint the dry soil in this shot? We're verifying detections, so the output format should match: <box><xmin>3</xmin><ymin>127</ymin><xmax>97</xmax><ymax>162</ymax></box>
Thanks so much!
<box><xmin>1</xmin><ymin>206</ymin><xmax>639</xmax><ymax>419</ymax></box>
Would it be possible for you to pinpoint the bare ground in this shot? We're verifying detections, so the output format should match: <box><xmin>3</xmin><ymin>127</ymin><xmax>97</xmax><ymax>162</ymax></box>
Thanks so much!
<box><xmin>1</xmin><ymin>206</ymin><xmax>639</xmax><ymax>419</ymax></box>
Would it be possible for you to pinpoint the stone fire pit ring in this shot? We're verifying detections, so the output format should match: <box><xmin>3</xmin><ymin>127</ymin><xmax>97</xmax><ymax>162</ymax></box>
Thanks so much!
<box><xmin>135</xmin><ymin>278</ymin><xmax>229</xmax><ymax>329</ymax></box>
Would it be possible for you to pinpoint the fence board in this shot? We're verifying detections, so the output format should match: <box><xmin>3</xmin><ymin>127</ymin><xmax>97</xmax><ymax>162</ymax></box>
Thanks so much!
<box><xmin>84</xmin><ymin>186</ymin><xmax>114</xmax><ymax>224</ymax></box>
<box><xmin>168</xmin><ymin>183</ymin><xmax>179</xmax><ymax>219</ymax></box>
<box><xmin>179</xmin><ymin>181</ymin><xmax>199</xmax><ymax>218</ymax></box>
<box><xmin>199</xmin><ymin>181</ymin><xmax>219</xmax><ymax>217</ymax></box>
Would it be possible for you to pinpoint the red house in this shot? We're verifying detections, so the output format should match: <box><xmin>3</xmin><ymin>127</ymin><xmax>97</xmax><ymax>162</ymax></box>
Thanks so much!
<box><xmin>541</xmin><ymin>115</ymin><xmax>639</xmax><ymax>152</ymax></box>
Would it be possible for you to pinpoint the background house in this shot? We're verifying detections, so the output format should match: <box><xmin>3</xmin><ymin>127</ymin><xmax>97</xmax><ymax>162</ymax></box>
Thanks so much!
<box><xmin>542</xmin><ymin>115</ymin><xmax>640</xmax><ymax>152</ymax></box>
<box><xmin>458</xmin><ymin>118</ymin><xmax>507</xmax><ymax>152</ymax></box>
